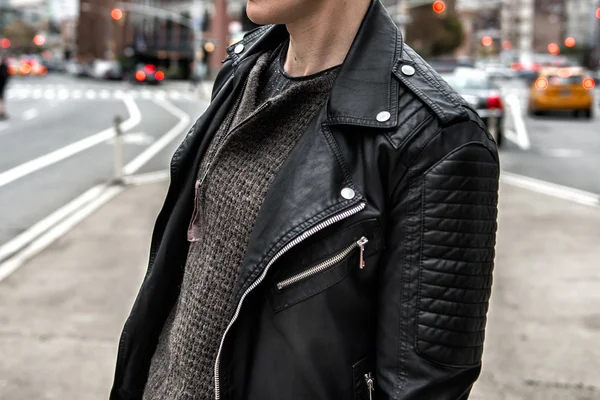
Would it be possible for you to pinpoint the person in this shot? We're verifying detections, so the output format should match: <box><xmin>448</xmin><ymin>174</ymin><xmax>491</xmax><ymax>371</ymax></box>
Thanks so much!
<box><xmin>0</xmin><ymin>56</ymin><xmax>9</xmax><ymax>120</ymax></box>
<box><xmin>111</xmin><ymin>0</ymin><xmax>500</xmax><ymax>399</ymax></box>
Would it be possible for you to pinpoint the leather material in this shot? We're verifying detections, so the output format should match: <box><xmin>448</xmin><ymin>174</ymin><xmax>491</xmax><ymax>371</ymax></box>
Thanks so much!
<box><xmin>110</xmin><ymin>1</ymin><xmax>500</xmax><ymax>399</ymax></box>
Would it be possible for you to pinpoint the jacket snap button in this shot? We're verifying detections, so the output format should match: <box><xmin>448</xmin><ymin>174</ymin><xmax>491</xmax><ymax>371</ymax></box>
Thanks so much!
<box><xmin>376</xmin><ymin>111</ymin><xmax>391</xmax><ymax>122</ymax></box>
<box><xmin>341</xmin><ymin>188</ymin><xmax>356</xmax><ymax>200</ymax></box>
<box><xmin>401</xmin><ymin>65</ymin><xmax>415</xmax><ymax>76</ymax></box>
<box><xmin>234</xmin><ymin>44</ymin><xmax>245</xmax><ymax>54</ymax></box>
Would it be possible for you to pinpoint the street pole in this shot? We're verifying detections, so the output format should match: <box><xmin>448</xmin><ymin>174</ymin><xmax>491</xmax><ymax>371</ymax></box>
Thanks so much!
<box><xmin>113</xmin><ymin>115</ymin><xmax>124</xmax><ymax>185</ymax></box>
<box><xmin>191</xmin><ymin>0</ymin><xmax>209</xmax><ymax>98</ymax></box>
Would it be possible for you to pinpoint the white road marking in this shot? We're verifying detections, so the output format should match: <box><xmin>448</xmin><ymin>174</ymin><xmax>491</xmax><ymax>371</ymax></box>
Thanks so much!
<box><xmin>504</xmin><ymin>93</ymin><xmax>531</xmax><ymax>150</ymax></box>
<box><xmin>58</xmin><ymin>89</ymin><xmax>70</xmax><ymax>100</ymax></box>
<box><xmin>0</xmin><ymin>184</ymin><xmax>106</xmax><ymax>264</ymax></box>
<box><xmin>541</xmin><ymin>148</ymin><xmax>585</xmax><ymax>158</ymax></box>
<box><xmin>106</xmin><ymin>131</ymin><xmax>154</xmax><ymax>146</ymax></box>
<box><xmin>501</xmin><ymin>171</ymin><xmax>600</xmax><ymax>208</ymax></box>
<box><xmin>123</xmin><ymin>98</ymin><xmax>191</xmax><ymax>175</ymax></box>
<box><xmin>44</xmin><ymin>89</ymin><xmax>56</xmax><ymax>100</ymax></box>
<box><xmin>4</xmin><ymin>86</ymin><xmax>203</xmax><ymax>102</ymax></box>
<box><xmin>0</xmin><ymin>184</ymin><xmax>123</xmax><ymax>283</ymax></box>
<box><xmin>125</xmin><ymin>169</ymin><xmax>170</xmax><ymax>185</ymax></box>
<box><xmin>0</xmin><ymin>96</ymin><xmax>141</xmax><ymax>188</ymax></box>
<box><xmin>17</xmin><ymin>90</ymin><xmax>29</xmax><ymax>100</ymax></box>
<box><xmin>22</xmin><ymin>108</ymin><xmax>39</xmax><ymax>121</ymax></box>
<box><xmin>0</xmin><ymin>100</ymin><xmax>194</xmax><ymax>282</ymax></box>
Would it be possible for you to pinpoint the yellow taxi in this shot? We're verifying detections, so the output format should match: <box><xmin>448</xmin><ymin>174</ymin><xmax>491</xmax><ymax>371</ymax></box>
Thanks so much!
<box><xmin>528</xmin><ymin>67</ymin><xmax>595</xmax><ymax>119</ymax></box>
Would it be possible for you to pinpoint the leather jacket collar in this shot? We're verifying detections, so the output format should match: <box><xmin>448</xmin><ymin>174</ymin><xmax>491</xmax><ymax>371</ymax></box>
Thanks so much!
<box><xmin>225</xmin><ymin>0</ymin><xmax>401</xmax><ymax>129</ymax></box>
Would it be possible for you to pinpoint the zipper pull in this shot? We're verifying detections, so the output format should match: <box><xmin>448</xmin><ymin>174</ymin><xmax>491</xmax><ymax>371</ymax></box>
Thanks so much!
<box><xmin>364</xmin><ymin>372</ymin><xmax>374</xmax><ymax>400</ymax></box>
<box><xmin>357</xmin><ymin>237</ymin><xmax>369</xmax><ymax>269</ymax></box>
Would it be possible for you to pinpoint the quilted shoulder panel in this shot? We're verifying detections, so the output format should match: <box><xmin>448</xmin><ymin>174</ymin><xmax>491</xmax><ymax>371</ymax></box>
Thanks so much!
<box><xmin>416</xmin><ymin>143</ymin><xmax>499</xmax><ymax>367</ymax></box>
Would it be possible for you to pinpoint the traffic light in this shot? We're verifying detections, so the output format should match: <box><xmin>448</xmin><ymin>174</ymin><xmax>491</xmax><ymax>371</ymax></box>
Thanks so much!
<box><xmin>111</xmin><ymin>8</ymin><xmax>123</xmax><ymax>21</ymax></box>
<box><xmin>0</xmin><ymin>38</ymin><xmax>10</xmax><ymax>49</ymax></box>
<box><xmin>548</xmin><ymin>43</ymin><xmax>560</xmax><ymax>55</ymax></box>
<box><xmin>564</xmin><ymin>37</ymin><xmax>576</xmax><ymax>48</ymax></box>
<box><xmin>33</xmin><ymin>34</ymin><xmax>46</xmax><ymax>46</ymax></box>
<box><xmin>596</xmin><ymin>8</ymin><xmax>600</xmax><ymax>19</ymax></box>
<box><xmin>481</xmin><ymin>36</ymin><xmax>493</xmax><ymax>47</ymax></box>
<box><xmin>432</xmin><ymin>1</ymin><xmax>446</xmax><ymax>14</ymax></box>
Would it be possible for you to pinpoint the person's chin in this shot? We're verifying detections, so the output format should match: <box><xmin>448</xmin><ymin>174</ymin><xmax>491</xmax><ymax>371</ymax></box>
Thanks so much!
<box><xmin>246</xmin><ymin>2</ymin><xmax>280</xmax><ymax>25</ymax></box>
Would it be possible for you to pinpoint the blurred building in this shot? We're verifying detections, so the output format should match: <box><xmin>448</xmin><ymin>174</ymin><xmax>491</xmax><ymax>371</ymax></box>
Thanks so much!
<box><xmin>456</xmin><ymin>0</ymin><xmax>502</xmax><ymax>56</ymax></box>
<box><xmin>502</xmin><ymin>0</ymin><xmax>567</xmax><ymax>55</ymax></box>
<box><xmin>565</xmin><ymin>0</ymin><xmax>597</xmax><ymax>46</ymax></box>
<box><xmin>77</xmin><ymin>0</ymin><xmax>126</xmax><ymax>62</ymax></box>
<box><xmin>8</xmin><ymin>0</ymin><xmax>48</xmax><ymax>29</ymax></box>
<box><xmin>501</xmin><ymin>0</ymin><xmax>534</xmax><ymax>54</ymax></box>
<box><xmin>76</xmin><ymin>0</ymin><xmax>246</xmax><ymax>75</ymax></box>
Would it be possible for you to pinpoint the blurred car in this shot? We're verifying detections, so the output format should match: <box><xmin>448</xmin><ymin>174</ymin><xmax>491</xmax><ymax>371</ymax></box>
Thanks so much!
<box><xmin>91</xmin><ymin>60</ymin><xmax>122</xmax><ymax>80</ymax></box>
<box><xmin>527</xmin><ymin>66</ymin><xmax>595</xmax><ymax>119</ymax></box>
<box><xmin>129</xmin><ymin>64</ymin><xmax>165</xmax><ymax>85</ymax></box>
<box><xmin>441</xmin><ymin>68</ymin><xmax>504</xmax><ymax>147</ymax></box>
<box><xmin>42</xmin><ymin>58</ymin><xmax>66</xmax><ymax>73</ymax></box>
<box><xmin>6</xmin><ymin>57</ymin><xmax>19</xmax><ymax>76</ymax></box>
<box><xmin>428</xmin><ymin>56</ymin><xmax>476</xmax><ymax>73</ymax></box>
<box><xmin>17</xmin><ymin>57</ymin><xmax>47</xmax><ymax>76</ymax></box>
<box><xmin>479</xmin><ymin>63</ymin><xmax>518</xmax><ymax>80</ymax></box>
<box><xmin>66</xmin><ymin>61</ymin><xmax>91</xmax><ymax>77</ymax></box>
<box><xmin>511</xmin><ymin>61</ymin><xmax>542</xmax><ymax>84</ymax></box>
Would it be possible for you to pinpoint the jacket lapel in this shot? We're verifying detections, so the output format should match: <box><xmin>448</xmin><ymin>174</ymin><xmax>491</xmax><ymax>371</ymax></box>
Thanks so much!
<box><xmin>233</xmin><ymin>108</ymin><xmax>364</xmax><ymax>301</ymax></box>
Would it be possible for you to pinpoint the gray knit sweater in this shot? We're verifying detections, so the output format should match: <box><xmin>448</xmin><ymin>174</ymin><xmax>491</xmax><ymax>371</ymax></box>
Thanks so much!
<box><xmin>143</xmin><ymin>47</ymin><xmax>340</xmax><ymax>400</ymax></box>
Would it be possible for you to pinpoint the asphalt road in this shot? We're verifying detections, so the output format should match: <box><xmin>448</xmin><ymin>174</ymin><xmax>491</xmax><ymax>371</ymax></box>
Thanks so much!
<box><xmin>0</xmin><ymin>74</ymin><xmax>210</xmax><ymax>250</ymax></box>
<box><xmin>498</xmin><ymin>79</ymin><xmax>600</xmax><ymax>195</ymax></box>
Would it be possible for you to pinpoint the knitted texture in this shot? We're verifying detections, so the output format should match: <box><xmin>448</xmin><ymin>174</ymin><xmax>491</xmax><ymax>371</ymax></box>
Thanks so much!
<box><xmin>143</xmin><ymin>48</ymin><xmax>340</xmax><ymax>400</ymax></box>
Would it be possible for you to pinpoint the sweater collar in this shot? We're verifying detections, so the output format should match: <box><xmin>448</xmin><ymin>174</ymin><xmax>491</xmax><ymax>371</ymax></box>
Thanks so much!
<box><xmin>226</xmin><ymin>0</ymin><xmax>402</xmax><ymax>129</ymax></box>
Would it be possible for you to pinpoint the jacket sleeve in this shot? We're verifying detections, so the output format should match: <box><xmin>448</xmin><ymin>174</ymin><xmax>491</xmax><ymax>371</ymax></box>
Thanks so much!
<box><xmin>376</xmin><ymin>118</ymin><xmax>500</xmax><ymax>399</ymax></box>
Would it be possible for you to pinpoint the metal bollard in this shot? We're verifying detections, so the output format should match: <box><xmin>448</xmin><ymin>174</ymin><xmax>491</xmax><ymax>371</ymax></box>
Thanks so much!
<box><xmin>488</xmin><ymin>114</ymin><xmax>498</xmax><ymax>144</ymax></box>
<box><xmin>113</xmin><ymin>115</ymin><xmax>125</xmax><ymax>185</ymax></box>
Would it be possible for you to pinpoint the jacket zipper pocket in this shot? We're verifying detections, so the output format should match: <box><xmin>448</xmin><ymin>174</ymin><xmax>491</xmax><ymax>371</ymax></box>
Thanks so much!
<box><xmin>365</xmin><ymin>372</ymin><xmax>375</xmax><ymax>400</ymax></box>
<box><xmin>276</xmin><ymin>236</ymin><xmax>369</xmax><ymax>290</ymax></box>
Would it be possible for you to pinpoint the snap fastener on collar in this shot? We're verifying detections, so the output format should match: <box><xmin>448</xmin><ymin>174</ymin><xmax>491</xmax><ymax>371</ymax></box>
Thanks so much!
<box><xmin>376</xmin><ymin>111</ymin><xmax>391</xmax><ymax>122</ymax></box>
<box><xmin>401</xmin><ymin>65</ymin><xmax>415</xmax><ymax>76</ymax></box>
<box><xmin>341</xmin><ymin>187</ymin><xmax>356</xmax><ymax>200</ymax></box>
<box><xmin>234</xmin><ymin>44</ymin><xmax>245</xmax><ymax>54</ymax></box>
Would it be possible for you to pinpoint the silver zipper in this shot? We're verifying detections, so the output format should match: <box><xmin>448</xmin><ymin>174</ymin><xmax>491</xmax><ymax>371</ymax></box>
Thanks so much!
<box><xmin>214</xmin><ymin>201</ymin><xmax>367</xmax><ymax>399</ymax></box>
<box><xmin>276</xmin><ymin>236</ymin><xmax>369</xmax><ymax>290</ymax></box>
<box><xmin>365</xmin><ymin>372</ymin><xmax>375</xmax><ymax>400</ymax></box>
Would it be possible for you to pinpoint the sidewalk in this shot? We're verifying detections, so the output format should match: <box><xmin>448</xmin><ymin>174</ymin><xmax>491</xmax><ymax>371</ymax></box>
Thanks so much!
<box><xmin>0</xmin><ymin>179</ymin><xmax>599</xmax><ymax>399</ymax></box>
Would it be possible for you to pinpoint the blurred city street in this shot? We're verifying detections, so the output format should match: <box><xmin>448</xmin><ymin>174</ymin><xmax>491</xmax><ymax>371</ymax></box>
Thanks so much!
<box><xmin>499</xmin><ymin>79</ymin><xmax>600</xmax><ymax>195</ymax></box>
<box><xmin>1</xmin><ymin>0</ymin><xmax>600</xmax><ymax>398</ymax></box>
<box><xmin>0</xmin><ymin>74</ymin><xmax>211</xmax><ymax>248</ymax></box>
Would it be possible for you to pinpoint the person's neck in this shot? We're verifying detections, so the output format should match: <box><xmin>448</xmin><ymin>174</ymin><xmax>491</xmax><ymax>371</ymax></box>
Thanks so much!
<box><xmin>283</xmin><ymin>0</ymin><xmax>371</xmax><ymax>77</ymax></box>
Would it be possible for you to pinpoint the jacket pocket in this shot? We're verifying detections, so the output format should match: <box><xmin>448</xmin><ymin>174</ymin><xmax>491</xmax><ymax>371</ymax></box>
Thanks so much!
<box><xmin>267</xmin><ymin>218</ymin><xmax>385</xmax><ymax>312</ymax></box>
<box><xmin>276</xmin><ymin>236</ymin><xmax>369</xmax><ymax>290</ymax></box>
<box><xmin>353</xmin><ymin>356</ymin><xmax>376</xmax><ymax>400</ymax></box>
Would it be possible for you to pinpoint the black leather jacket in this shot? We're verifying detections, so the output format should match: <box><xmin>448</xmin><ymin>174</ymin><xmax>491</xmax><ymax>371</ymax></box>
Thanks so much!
<box><xmin>110</xmin><ymin>2</ymin><xmax>499</xmax><ymax>399</ymax></box>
